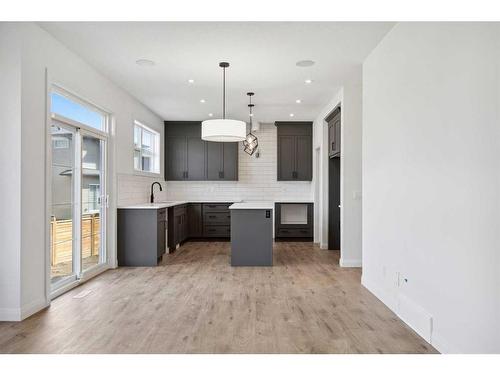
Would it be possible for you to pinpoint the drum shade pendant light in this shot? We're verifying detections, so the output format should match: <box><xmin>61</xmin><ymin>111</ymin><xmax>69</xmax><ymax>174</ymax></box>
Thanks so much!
<box><xmin>243</xmin><ymin>92</ymin><xmax>258</xmax><ymax>155</ymax></box>
<box><xmin>202</xmin><ymin>62</ymin><xmax>246</xmax><ymax>142</ymax></box>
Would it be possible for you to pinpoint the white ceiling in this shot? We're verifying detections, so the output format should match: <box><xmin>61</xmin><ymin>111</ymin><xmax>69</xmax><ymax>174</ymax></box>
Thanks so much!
<box><xmin>39</xmin><ymin>22</ymin><xmax>394</xmax><ymax>123</ymax></box>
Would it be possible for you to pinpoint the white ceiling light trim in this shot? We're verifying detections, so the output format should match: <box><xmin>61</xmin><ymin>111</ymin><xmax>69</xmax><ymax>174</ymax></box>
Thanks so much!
<box><xmin>202</xmin><ymin>62</ymin><xmax>246</xmax><ymax>142</ymax></box>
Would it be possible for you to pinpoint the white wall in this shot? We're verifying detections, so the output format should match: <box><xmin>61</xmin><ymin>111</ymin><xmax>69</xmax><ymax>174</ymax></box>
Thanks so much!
<box><xmin>0</xmin><ymin>23</ymin><xmax>164</xmax><ymax>321</ymax></box>
<box><xmin>362</xmin><ymin>23</ymin><xmax>500</xmax><ymax>353</ymax></box>
<box><xmin>313</xmin><ymin>68</ymin><xmax>363</xmax><ymax>266</ymax></box>
<box><xmin>165</xmin><ymin>123</ymin><xmax>313</xmax><ymax>202</ymax></box>
<box><xmin>0</xmin><ymin>24</ymin><xmax>22</xmax><ymax>320</ymax></box>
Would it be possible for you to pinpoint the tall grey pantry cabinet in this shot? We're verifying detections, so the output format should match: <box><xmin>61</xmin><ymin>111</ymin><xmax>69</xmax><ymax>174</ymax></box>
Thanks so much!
<box><xmin>276</xmin><ymin>121</ymin><xmax>313</xmax><ymax>181</ymax></box>
<box><xmin>164</xmin><ymin>121</ymin><xmax>238</xmax><ymax>181</ymax></box>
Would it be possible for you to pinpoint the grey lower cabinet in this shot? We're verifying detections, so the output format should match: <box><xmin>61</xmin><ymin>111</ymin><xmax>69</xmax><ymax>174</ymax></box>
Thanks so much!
<box><xmin>203</xmin><ymin>203</ymin><xmax>231</xmax><ymax>237</ymax></box>
<box><xmin>168</xmin><ymin>204</ymin><xmax>188</xmax><ymax>249</ymax></box>
<box><xmin>231</xmin><ymin>208</ymin><xmax>273</xmax><ymax>266</ymax></box>
<box><xmin>187</xmin><ymin>203</ymin><xmax>203</xmax><ymax>237</ymax></box>
<box><xmin>117</xmin><ymin>208</ymin><xmax>167</xmax><ymax>266</ymax></box>
<box><xmin>165</xmin><ymin>121</ymin><xmax>238</xmax><ymax>181</ymax></box>
<box><xmin>327</xmin><ymin>107</ymin><xmax>341</xmax><ymax>158</ymax></box>
<box><xmin>276</xmin><ymin>121</ymin><xmax>312</xmax><ymax>181</ymax></box>
<box><xmin>167</xmin><ymin>202</ymin><xmax>232</xmax><ymax>249</ymax></box>
<box><xmin>274</xmin><ymin>202</ymin><xmax>314</xmax><ymax>240</ymax></box>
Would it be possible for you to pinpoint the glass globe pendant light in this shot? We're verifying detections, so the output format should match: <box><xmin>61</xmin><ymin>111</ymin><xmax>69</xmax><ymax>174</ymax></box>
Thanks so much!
<box><xmin>243</xmin><ymin>92</ymin><xmax>258</xmax><ymax>155</ymax></box>
<box><xmin>202</xmin><ymin>62</ymin><xmax>246</xmax><ymax>142</ymax></box>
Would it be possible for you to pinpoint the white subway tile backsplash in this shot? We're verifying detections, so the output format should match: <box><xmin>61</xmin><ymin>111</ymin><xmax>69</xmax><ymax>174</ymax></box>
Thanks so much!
<box><xmin>116</xmin><ymin>173</ymin><xmax>167</xmax><ymax>206</ymax></box>
<box><xmin>165</xmin><ymin>124</ymin><xmax>313</xmax><ymax>202</ymax></box>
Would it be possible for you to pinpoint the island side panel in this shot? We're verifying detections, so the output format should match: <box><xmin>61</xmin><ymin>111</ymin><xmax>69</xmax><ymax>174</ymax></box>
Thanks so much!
<box><xmin>230</xmin><ymin>209</ymin><xmax>273</xmax><ymax>266</ymax></box>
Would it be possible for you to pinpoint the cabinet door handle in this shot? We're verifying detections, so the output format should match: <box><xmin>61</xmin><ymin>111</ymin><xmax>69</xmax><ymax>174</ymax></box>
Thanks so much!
<box><xmin>219</xmin><ymin>171</ymin><xmax>224</xmax><ymax>179</ymax></box>
<box><xmin>208</xmin><ymin>215</ymin><xmax>216</xmax><ymax>219</ymax></box>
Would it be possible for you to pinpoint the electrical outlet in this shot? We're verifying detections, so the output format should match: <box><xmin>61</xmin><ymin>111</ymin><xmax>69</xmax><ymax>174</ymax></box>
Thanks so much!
<box><xmin>397</xmin><ymin>272</ymin><xmax>408</xmax><ymax>288</ymax></box>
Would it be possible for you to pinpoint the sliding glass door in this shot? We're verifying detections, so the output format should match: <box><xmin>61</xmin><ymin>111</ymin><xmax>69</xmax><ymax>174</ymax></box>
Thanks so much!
<box><xmin>49</xmin><ymin>87</ymin><xmax>109</xmax><ymax>294</ymax></box>
<box><xmin>81</xmin><ymin>132</ymin><xmax>106</xmax><ymax>273</ymax></box>
<box><xmin>50</xmin><ymin>124</ymin><xmax>78</xmax><ymax>288</ymax></box>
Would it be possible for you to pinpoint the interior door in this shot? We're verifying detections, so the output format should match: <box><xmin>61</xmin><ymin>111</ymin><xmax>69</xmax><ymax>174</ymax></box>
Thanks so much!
<box><xmin>328</xmin><ymin>157</ymin><xmax>341</xmax><ymax>250</ymax></box>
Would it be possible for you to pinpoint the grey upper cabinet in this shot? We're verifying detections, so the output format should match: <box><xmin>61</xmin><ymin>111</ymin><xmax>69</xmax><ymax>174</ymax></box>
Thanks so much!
<box><xmin>276</xmin><ymin>121</ymin><xmax>313</xmax><ymax>181</ymax></box>
<box><xmin>295</xmin><ymin>135</ymin><xmax>312</xmax><ymax>180</ymax></box>
<box><xmin>278</xmin><ymin>135</ymin><xmax>295</xmax><ymax>180</ymax></box>
<box><xmin>166</xmin><ymin>136</ymin><xmax>186</xmax><ymax>180</ymax></box>
<box><xmin>222</xmin><ymin>142</ymin><xmax>238</xmax><ymax>180</ymax></box>
<box><xmin>186</xmin><ymin>136</ymin><xmax>206</xmax><ymax>180</ymax></box>
<box><xmin>206</xmin><ymin>142</ymin><xmax>238</xmax><ymax>181</ymax></box>
<box><xmin>327</xmin><ymin>107</ymin><xmax>341</xmax><ymax>158</ymax></box>
<box><xmin>206</xmin><ymin>142</ymin><xmax>223</xmax><ymax>180</ymax></box>
<box><xmin>165</xmin><ymin>121</ymin><xmax>238</xmax><ymax>181</ymax></box>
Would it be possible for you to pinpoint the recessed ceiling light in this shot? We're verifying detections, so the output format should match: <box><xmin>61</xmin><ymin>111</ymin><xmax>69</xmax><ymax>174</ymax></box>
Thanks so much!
<box><xmin>208</xmin><ymin>113</ymin><xmax>213</xmax><ymax>117</ymax></box>
<box><xmin>136</xmin><ymin>59</ymin><xmax>155</xmax><ymax>67</ymax></box>
<box><xmin>296</xmin><ymin>60</ymin><xmax>315</xmax><ymax>67</ymax></box>
<box><xmin>296</xmin><ymin>99</ymin><xmax>302</xmax><ymax>104</ymax></box>
<box><xmin>304</xmin><ymin>79</ymin><xmax>313</xmax><ymax>84</ymax></box>
<box><xmin>188</xmin><ymin>79</ymin><xmax>195</xmax><ymax>84</ymax></box>
<box><xmin>289</xmin><ymin>113</ymin><xmax>295</xmax><ymax>117</ymax></box>
<box><xmin>200</xmin><ymin>99</ymin><xmax>206</xmax><ymax>103</ymax></box>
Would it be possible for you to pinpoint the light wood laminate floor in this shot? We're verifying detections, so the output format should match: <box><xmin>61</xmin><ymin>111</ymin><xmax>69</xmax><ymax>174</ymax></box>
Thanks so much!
<box><xmin>0</xmin><ymin>242</ymin><xmax>437</xmax><ymax>353</ymax></box>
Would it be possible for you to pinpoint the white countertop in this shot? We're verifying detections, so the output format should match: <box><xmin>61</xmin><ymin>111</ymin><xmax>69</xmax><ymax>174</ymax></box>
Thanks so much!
<box><xmin>117</xmin><ymin>200</ymin><xmax>242</xmax><ymax>209</ymax></box>
<box><xmin>274</xmin><ymin>200</ymin><xmax>314</xmax><ymax>203</ymax></box>
<box><xmin>117</xmin><ymin>201</ymin><xmax>187</xmax><ymax>209</ymax></box>
<box><xmin>229</xmin><ymin>201</ymin><xmax>274</xmax><ymax>210</ymax></box>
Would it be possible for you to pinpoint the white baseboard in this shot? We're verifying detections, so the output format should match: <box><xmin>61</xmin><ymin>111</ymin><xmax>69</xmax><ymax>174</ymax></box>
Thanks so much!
<box><xmin>0</xmin><ymin>307</ymin><xmax>21</xmax><ymax>321</ymax></box>
<box><xmin>431</xmin><ymin>330</ymin><xmax>459</xmax><ymax>354</ymax></box>
<box><xmin>361</xmin><ymin>276</ymin><xmax>441</xmax><ymax>353</ymax></box>
<box><xmin>20</xmin><ymin>297</ymin><xmax>49</xmax><ymax>320</ymax></box>
<box><xmin>320</xmin><ymin>242</ymin><xmax>328</xmax><ymax>249</ymax></box>
<box><xmin>339</xmin><ymin>258</ymin><xmax>362</xmax><ymax>267</ymax></box>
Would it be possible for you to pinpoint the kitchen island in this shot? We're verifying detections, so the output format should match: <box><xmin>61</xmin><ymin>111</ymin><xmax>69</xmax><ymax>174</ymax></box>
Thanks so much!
<box><xmin>229</xmin><ymin>201</ymin><xmax>274</xmax><ymax>266</ymax></box>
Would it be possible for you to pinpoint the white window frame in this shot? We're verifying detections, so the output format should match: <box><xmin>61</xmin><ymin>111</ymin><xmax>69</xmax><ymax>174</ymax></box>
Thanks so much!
<box><xmin>133</xmin><ymin>120</ymin><xmax>161</xmax><ymax>176</ymax></box>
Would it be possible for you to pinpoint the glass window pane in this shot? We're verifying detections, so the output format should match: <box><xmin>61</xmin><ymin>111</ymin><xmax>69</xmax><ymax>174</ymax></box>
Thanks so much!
<box><xmin>134</xmin><ymin>121</ymin><xmax>160</xmax><ymax>174</ymax></box>
<box><xmin>82</xmin><ymin>135</ymin><xmax>103</xmax><ymax>273</ymax></box>
<box><xmin>51</xmin><ymin>125</ymin><xmax>75</xmax><ymax>284</ymax></box>
<box><xmin>134</xmin><ymin>125</ymin><xmax>141</xmax><ymax>148</ymax></box>
<box><xmin>142</xmin><ymin>129</ymin><xmax>153</xmax><ymax>149</ymax></box>
<box><xmin>51</xmin><ymin>92</ymin><xmax>104</xmax><ymax>131</ymax></box>
<box><xmin>142</xmin><ymin>156</ymin><xmax>152</xmax><ymax>172</ymax></box>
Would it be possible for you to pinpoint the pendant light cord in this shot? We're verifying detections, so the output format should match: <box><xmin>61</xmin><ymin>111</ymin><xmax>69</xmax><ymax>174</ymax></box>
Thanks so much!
<box><xmin>222</xmin><ymin>66</ymin><xmax>226</xmax><ymax>119</ymax></box>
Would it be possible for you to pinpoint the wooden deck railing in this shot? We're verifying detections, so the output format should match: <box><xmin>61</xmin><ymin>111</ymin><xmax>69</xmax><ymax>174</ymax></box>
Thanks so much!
<box><xmin>50</xmin><ymin>213</ymin><xmax>100</xmax><ymax>266</ymax></box>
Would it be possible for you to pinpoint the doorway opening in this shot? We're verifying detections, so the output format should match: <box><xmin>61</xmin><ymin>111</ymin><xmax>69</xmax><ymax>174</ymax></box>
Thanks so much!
<box><xmin>326</xmin><ymin>106</ymin><xmax>341</xmax><ymax>250</ymax></box>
